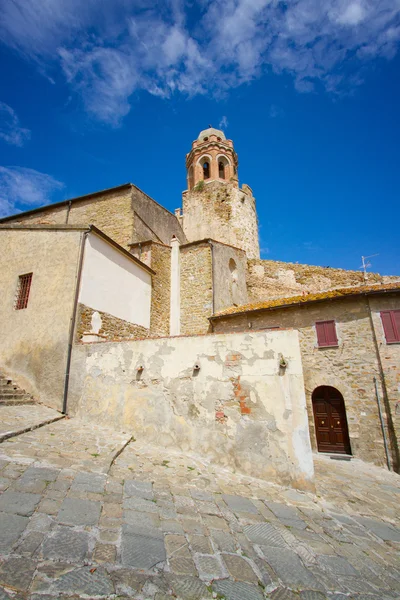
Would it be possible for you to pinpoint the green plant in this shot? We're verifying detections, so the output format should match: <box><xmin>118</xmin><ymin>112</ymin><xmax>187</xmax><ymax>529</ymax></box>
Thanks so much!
<box><xmin>194</xmin><ymin>180</ymin><xmax>205</xmax><ymax>192</ymax></box>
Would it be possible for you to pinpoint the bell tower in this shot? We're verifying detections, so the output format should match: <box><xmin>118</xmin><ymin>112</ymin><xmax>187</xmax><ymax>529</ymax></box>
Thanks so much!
<box><xmin>181</xmin><ymin>128</ymin><xmax>260</xmax><ymax>259</ymax></box>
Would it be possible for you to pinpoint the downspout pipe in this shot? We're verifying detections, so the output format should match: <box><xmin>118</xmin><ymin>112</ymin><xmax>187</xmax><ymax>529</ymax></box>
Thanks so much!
<box><xmin>208</xmin><ymin>240</ymin><xmax>215</xmax><ymax>332</ymax></box>
<box><xmin>366</xmin><ymin>296</ymin><xmax>398</xmax><ymax>471</ymax></box>
<box><xmin>62</xmin><ymin>229</ymin><xmax>88</xmax><ymax>414</ymax></box>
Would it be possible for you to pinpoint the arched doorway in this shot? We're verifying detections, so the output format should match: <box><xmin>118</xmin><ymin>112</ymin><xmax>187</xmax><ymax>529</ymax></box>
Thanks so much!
<box><xmin>312</xmin><ymin>386</ymin><xmax>351</xmax><ymax>454</ymax></box>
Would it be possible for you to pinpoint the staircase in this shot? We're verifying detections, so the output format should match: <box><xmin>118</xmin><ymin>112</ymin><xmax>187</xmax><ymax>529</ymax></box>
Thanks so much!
<box><xmin>0</xmin><ymin>373</ymin><xmax>36</xmax><ymax>406</ymax></box>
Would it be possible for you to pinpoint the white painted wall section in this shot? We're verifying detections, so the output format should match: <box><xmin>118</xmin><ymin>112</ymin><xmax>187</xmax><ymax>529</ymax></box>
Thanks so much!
<box><xmin>79</xmin><ymin>233</ymin><xmax>151</xmax><ymax>328</ymax></box>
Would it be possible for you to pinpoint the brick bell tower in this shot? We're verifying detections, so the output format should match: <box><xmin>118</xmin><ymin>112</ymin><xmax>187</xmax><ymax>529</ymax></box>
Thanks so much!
<box><xmin>181</xmin><ymin>127</ymin><xmax>260</xmax><ymax>259</ymax></box>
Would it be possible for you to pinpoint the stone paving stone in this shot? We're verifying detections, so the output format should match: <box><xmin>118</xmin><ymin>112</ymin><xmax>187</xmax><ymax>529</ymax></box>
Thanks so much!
<box><xmin>15</xmin><ymin>531</ymin><xmax>44</xmax><ymax>555</ymax></box>
<box><xmin>212</xmin><ymin>579</ymin><xmax>264</xmax><ymax>600</ymax></box>
<box><xmin>71</xmin><ymin>472</ymin><xmax>107</xmax><ymax>493</ymax></box>
<box><xmin>190</xmin><ymin>488</ymin><xmax>214</xmax><ymax>502</ymax></box>
<box><xmin>57</xmin><ymin>497</ymin><xmax>101</xmax><ymax>526</ymax></box>
<box><xmin>0</xmin><ymin>587</ymin><xmax>14</xmax><ymax>600</ymax></box>
<box><xmin>268</xmin><ymin>588</ymin><xmax>299</xmax><ymax>600</ymax></box>
<box><xmin>280</xmin><ymin>517</ymin><xmax>308</xmax><ymax>530</ymax></box>
<box><xmin>222</xmin><ymin>553</ymin><xmax>259</xmax><ymax>583</ymax></box>
<box><xmin>261</xmin><ymin>546</ymin><xmax>323</xmax><ymax>589</ymax></box>
<box><xmin>42</xmin><ymin>525</ymin><xmax>89</xmax><ymax>562</ymax></box>
<box><xmin>317</xmin><ymin>555</ymin><xmax>359</xmax><ymax>577</ymax></box>
<box><xmin>0</xmin><ymin>557</ymin><xmax>37</xmax><ymax>591</ymax></box>
<box><xmin>160</xmin><ymin>519</ymin><xmax>184</xmax><ymax>534</ymax></box>
<box><xmin>14</xmin><ymin>477</ymin><xmax>48</xmax><ymax>494</ymax></box>
<box><xmin>244</xmin><ymin>522</ymin><xmax>287</xmax><ymax>547</ymax></box>
<box><xmin>202</xmin><ymin>514</ymin><xmax>230</xmax><ymax>531</ymax></box>
<box><xmin>356</xmin><ymin>517</ymin><xmax>400</xmax><ymax>542</ymax></box>
<box><xmin>299</xmin><ymin>592</ymin><xmax>328</xmax><ymax>600</ymax></box>
<box><xmin>210</xmin><ymin>529</ymin><xmax>238</xmax><ymax>552</ymax></box>
<box><xmin>223</xmin><ymin>494</ymin><xmax>259</xmax><ymax>514</ymax></box>
<box><xmin>123</xmin><ymin>495</ymin><xmax>158</xmax><ymax>513</ymax></box>
<box><xmin>0</xmin><ymin>490</ymin><xmax>41</xmax><ymax>516</ymax></box>
<box><xmin>22</xmin><ymin>466</ymin><xmax>60</xmax><ymax>482</ymax></box>
<box><xmin>194</xmin><ymin>554</ymin><xmax>226</xmax><ymax>580</ymax></box>
<box><xmin>37</xmin><ymin>498</ymin><xmax>62</xmax><ymax>515</ymax></box>
<box><xmin>110</xmin><ymin>568</ymin><xmax>146</xmax><ymax>595</ymax></box>
<box><xmin>93</xmin><ymin>542</ymin><xmax>117</xmax><ymax>563</ymax></box>
<box><xmin>121</xmin><ymin>533</ymin><xmax>166</xmax><ymax>569</ymax></box>
<box><xmin>188</xmin><ymin>534</ymin><xmax>213</xmax><ymax>554</ymax></box>
<box><xmin>266</xmin><ymin>501</ymin><xmax>302</xmax><ymax>520</ymax></box>
<box><xmin>0</xmin><ymin>477</ymin><xmax>10</xmax><ymax>492</ymax></box>
<box><xmin>124</xmin><ymin>479</ymin><xmax>153</xmax><ymax>499</ymax></box>
<box><xmin>26</xmin><ymin>512</ymin><xmax>53</xmax><ymax>533</ymax></box>
<box><xmin>123</xmin><ymin>509</ymin><xmax>160</xmax><ymax>535</ymax></box>
<box><xmin>167</xmin><ymin>574</ymin><xmax>212</xmax><ymax>599</ymax></box>
<box><xmin>51</xmin><ymin>565</ymin><xmax>114</xmax><ymax>595</ymax></box>
<box><xmin>181</xmin><ymin>517</ymin><xmax>206</xmax><ymax>534</ymax></box>
<box><xmin>0</xmin><ymin>512</ymin><xmax>29</xmax><ymax>552</ymax></box>
<box><xmin>169</xmin><ymin>555</ymin><xmax>198</xmax><ymax>576</ymax></box>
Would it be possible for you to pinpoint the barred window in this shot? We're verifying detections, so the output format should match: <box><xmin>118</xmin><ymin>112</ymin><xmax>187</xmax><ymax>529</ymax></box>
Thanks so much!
<box><xmin>15</xmin><ymin>273</ymin><xmax>33</xmax><ymax>310</ymax></box>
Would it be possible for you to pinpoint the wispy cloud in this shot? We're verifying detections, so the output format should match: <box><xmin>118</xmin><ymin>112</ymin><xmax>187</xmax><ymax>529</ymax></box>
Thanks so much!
<box><xmin>0</xmin><ymin>102</ymin><xmax>31</xmax><ymax>146</ymax></box>
<box><xmin>0</xmin><ymin>166</ymin><xmax>63</xmax><ymax>217</ymax></box>
<box><xmin>219</xmin><ymin>115</ymin><xmax>228</xmax><ymax>129</ymax></box>
<box><xmin>1</xmin><ymin>0</ymin><xmax>399</xmax><ymax>125</ymax></box>
<box><xmin>269</xmin><ymin>104</ymin><xmax>284</xmax><ymax>118</ymax></box>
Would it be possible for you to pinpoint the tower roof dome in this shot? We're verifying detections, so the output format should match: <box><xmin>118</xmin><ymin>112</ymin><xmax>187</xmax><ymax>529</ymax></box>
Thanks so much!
<box><xmin>198</xmin><ymin>127</ymin><xmax>226</xmax><ymax>142</ymax></box>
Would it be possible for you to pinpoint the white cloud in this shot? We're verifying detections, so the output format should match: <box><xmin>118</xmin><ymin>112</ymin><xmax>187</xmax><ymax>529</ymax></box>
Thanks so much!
<box><xmin>219</xmin><ymin>115</ymin><xmax>228</xmax><ymax>129</ymax></box>
<box><xmin>0</xmin><ymin>0</ymin><xmax>399</xmax><ymax>124</ymax></box>
<box><xmin>0</xmin><ymin>103</ymin><xmax>31</xmax><ymax>146</ymax></box>
<box><xmin>0</xmin><ymin>166</ymin><xmax>63</xmax><ymax>217</ymax></box>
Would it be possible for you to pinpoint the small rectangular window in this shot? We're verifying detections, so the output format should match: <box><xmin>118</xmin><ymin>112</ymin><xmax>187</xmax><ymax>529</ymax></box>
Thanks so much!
<box><xmin>15</xmin><ymin>273</ymin><xmax>33</xmax><ymax>310</ymax></box>
<box><xmin>316</xmin><ymin>320</ymin><xmax>338</xmax><ymax>347</ymax></box>
<box><xmin>381</xmin><ymin>310</ymin><xmax>400</xmax><ymax>343</ymax></box>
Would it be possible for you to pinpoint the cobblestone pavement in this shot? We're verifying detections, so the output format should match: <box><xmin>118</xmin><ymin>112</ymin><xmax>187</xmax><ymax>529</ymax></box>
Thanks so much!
<box><xmin>0</xmin><ymin>415</ymin><xmax>399</xmax><ymax>599</ymax></box>
<box><xmin>0</xmin><ymin>405</ymin><xmax>64</xmax><ymax>442</ymax></box>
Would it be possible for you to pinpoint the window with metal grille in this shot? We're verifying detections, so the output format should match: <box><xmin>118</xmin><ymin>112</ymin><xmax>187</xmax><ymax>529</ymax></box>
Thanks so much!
<box><xmin>315</xmin><ymin>320</ymin><xmax>338</xmax><ymax>347</ymax></box>
<box><xmin>15</xmin><ymin>273</ymin><xmax>33</xmax><ymax>310</ymax></box>
<box><xmin>381</xmin><ymin>310</ymin><xmax>400</xmax><ymax>343</ymax></box>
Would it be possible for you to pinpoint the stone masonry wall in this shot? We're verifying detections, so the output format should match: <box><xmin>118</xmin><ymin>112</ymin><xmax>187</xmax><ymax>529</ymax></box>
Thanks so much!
<box><xmin>180</xmin><ymin>243</ymin><xmax>213</xmax><ymax>335</ymax></box>
<box><xmin>149</xmin><ymin>244</ymin><xmax>171</xmax><ymax>336</ymax></box>
<box><xmin>212</xmin><ymin>296</ymin><xmax>399</xmax><ymax>470</ymax></box>
<box><xmin>77</xmin><ymin>304</ymin><xmax>150</xmax><ymax>342</ymax></box>
<box><xmin>69</xmin><ymin>329</ymin><xmax>314</xmax><ymax>489</ymax></box>
<box><xmin>247</xmin><ymin>259</ymin><xmax>399</xmax><ymax>302</ymax></box>
<box><xmin>182</xmin><ymin>181</ymin><xmax>260</xmax><ymax>259</ymax></box>
<box><xmin>5</xmin><ymin>188</ymin><xmax>134</xmax><ymax>250</ymax></box>
<box><xmin>370</xmin><ymin>294</ymin><xmax>400</xmax><ymax>468</ymax></box>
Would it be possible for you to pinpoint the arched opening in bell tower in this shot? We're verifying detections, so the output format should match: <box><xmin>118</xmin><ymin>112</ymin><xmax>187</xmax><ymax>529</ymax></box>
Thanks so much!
<box><xmin>203</xmin><ymin>162</ymin><xmax>210</xmax><ymax>180</ymax></box>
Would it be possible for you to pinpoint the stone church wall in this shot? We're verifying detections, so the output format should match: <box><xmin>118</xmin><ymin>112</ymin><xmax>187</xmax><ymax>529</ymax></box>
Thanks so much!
<box><xmin>247</xmin><ymin>258</ymin><xmax>398</xmax><ymax>302</ymax></box>
<box><xmin>212</xmin><ymin>295</ymin><xmax>400</xmax><ymax>470</ymax></box>
<box><xmin>77</xmin><ymin>304</ymin><xmax>150</xmax><ymax>342</ymax></box>
<box><xmin>180</xmin><ymin>242</ymin><xmax>213</xmax><ymax>335</ymax></box>
<box><xmin>212</xmin><ymin>242</ymin><xmax>248</xmax><ymax>313</ymax></box>
<box><xmin>68</xmin><ymin>329</ymin><xmax>314</xmax><ymax>489</ymax></box>
<box><xmin>182</xmin><ymin>181</ymin><xmax>260</xmax><ymax>259</ymax></box>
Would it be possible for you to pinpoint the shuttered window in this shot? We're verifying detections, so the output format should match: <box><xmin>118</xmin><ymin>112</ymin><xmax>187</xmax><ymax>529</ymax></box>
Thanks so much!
<box><xmin>15</xmin><ymin>273</ymin><xmax>33</xmax><ymax>310</ymax></box>
<box><xmin>381</xmin><ymin>310</ymin><xmax>400</xmax><ymax>343</ymax></box>
<box><xmin>315</xmin><ymin>320</ymin><xmax>338</xmax><ymax>347</ymax></box>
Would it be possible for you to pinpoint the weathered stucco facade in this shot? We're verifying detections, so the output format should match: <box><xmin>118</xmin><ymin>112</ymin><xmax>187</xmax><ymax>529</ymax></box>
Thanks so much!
<box><xmin>212</xmin><ymin>291</ymin><xmax>400</xmax><ymax>470</ymax></box>
<box><xmin>0</xmin><ymin>227</ymin><xmax>83</xmax><ymax>410</ymax></box>
<box><xmin>69</xmin><ymin>330</ymin><xmax>314</xmax><ymax>489</ymax></box>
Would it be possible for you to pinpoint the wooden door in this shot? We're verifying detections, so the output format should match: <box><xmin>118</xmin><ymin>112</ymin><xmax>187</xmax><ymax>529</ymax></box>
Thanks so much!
<box><xmin>312</xmin><ymin>386</ymin><xmax>351</xmax><ymax>454</ymax></box>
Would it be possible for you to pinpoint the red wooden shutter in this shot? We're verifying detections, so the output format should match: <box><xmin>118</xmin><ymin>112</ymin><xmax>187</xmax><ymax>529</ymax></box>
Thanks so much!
<box><xmin>381</xmin><ymin>311</ymin><xmax>399</xmax><ymax>343</ymax></box>
<box><xmin>316</xmin><ymin>321</ymin><xmax>338</xmax><ymax>347</ymax></box>
<box><xmin>325</xmin><ymin>320</ymin><xmax>338</xmax><ymax>346</ymax></box>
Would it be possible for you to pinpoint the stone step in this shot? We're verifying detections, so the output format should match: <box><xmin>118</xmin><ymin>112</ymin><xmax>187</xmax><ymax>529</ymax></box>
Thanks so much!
<box><xmin>0</xmin><ymin>398</ymin><xmax>36</xmax><ymax>406</ymax></box>
<box><xmin>0</xmin><ymin>372</ymin><xmax>37</xmax><ymax>406</ymax></box>
<box><xmin>0</xmin><ymin>390</ymin><xmax>28</xmax><ymax>398</ymax></box>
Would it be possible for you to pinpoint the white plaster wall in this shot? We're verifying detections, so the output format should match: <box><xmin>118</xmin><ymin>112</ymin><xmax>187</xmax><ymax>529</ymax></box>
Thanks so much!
<box><xmin>69</xmin><ymin>329</ymin><xmax>314</xmax><ymax>489</ymax></box>
<box><xmin>79</xmin><ymin>233</ymin><xmax>151</xmax><ymax>328</ymax></box>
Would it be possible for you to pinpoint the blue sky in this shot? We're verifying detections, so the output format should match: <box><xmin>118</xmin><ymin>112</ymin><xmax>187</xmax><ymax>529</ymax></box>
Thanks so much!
<box><xmin>0</xmin><ymin>0</ymin><xmax>399</xmax><ymax>275</ymax></box>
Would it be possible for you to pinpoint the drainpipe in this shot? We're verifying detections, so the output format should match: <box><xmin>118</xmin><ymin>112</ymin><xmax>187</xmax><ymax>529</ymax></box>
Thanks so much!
<box><xmin>208</xmin><ymin>240</ymin><xmax>215</xmax><ymax>332</ymax></box>
<box><xmin>366</xmin><ymin>296</ymin><xmax>398</xmax><ymax>471</ymax></box>
<box><xmin>65</xmin><ymin>200</ymin><xmax>72</xmax><ymax>224</ymax></box>
<box><xmin>374</xmin><ymin>377</ymin><xmax>392</xmax><ymax>470</ymax></box>
<box><xmin>62</xmin><ymin>230</ymin><xmax>88</xmax><ymax>414</ymax></box>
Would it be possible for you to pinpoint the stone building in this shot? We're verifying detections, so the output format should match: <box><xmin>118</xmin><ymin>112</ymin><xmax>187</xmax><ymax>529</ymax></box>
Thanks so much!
<box><xmin>0</xmin><ymin>127</ymin><xmax>399</xmax><ymax>486</ymax></box>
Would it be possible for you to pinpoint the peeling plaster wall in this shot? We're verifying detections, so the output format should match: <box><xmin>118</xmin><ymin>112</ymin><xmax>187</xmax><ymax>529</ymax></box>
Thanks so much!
<box><xmin>69</xmin><ymin>330</ymin><xmax>314</xmax><ymax>489</ymax></box>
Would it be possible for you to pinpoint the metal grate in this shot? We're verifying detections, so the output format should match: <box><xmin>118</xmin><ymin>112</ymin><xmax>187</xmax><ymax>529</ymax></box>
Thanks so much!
<box><xmin>15</xmin><ymin>273</ymin><xmax>33</xmax><ymax>310</ymax></box>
